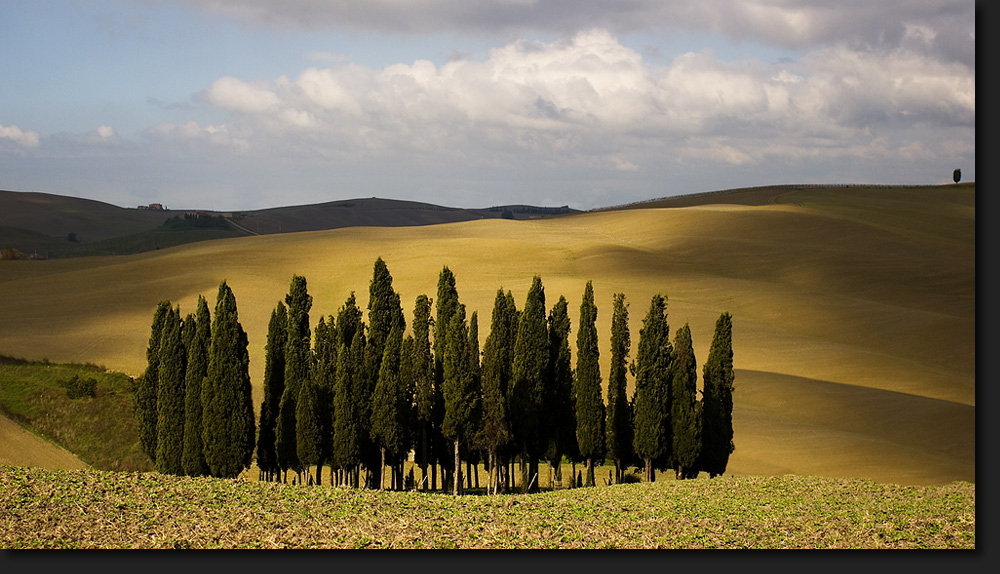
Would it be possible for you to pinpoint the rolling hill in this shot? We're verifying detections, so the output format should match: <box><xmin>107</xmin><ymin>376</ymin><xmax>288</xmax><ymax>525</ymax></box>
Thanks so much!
<box><xmin>0</xmin><ymin>183</ymin><xmax>975</xmax><ymax>487</ymax></box>
<box><xmin>0</xmin><ymin>189</ymin><xmax>578</xmax><ymax>258</ymax></box>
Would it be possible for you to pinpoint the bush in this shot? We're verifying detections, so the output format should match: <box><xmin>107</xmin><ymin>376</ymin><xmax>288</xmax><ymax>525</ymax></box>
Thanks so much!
<box><xmin>60</xmin><ymin>375</ymin><xmax>97</xmax><ymax>399</ymax></box>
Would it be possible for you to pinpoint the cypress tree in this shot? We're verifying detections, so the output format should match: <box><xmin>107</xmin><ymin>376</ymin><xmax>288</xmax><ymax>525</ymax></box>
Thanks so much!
<box><xmin>670</xmin><ymin>323</ymin><xmax>701</xmax><ymax>480</ymax></box>
<box><xmin>363</xmin><ymin>258</ymin><xmax>405</xmax><ymax>488</ymax></box>
<box><xmin>544</xmin><ymin>295</ymin><xmax>575</xmax><ymax>489</ymax></box>
<box><xmin>574</xmin><ymin>281</ymin><xmax>604</xmax><ymax>487</ymax></box>
<box><xmin>465</xmin><ymin>310</ymin><xmax>483</xmax><ymax>491</ymax></box>
<box><xmin>631</xmin><ymin>294</ymin><xmax>673</xmax><ymax>482</ymax></box>
<box><xmin>136</xmin><ymin>300</ymin><xmax>171</xmax><ymax>464</ymax></box>
<box><xmin>256</xmin><ymin>302</ymin><xmax>287</xmax><ymax>481</ymax></box>
<box><xmin>155</xmin><ymin>306</ymin><xmax>186</xmax><ymax>475</ymax></box>
<box><xmin>333</xmin><ymin>327</ymin><xmax>365</xmax><ymax>487</ymax></box>
<box><xmin>276</xmin><ymin>275</ymin><xmax>312</xmax><ymax>481</ymax></box>
<box><xmin>442</xmin><ymin>304</ymin><xmax>475</xmax><ymax>496</ymax></box>
<box><xmin>410</xmin><ymin>294</ymin><xmax>435</xmax><ymax>491</ymax></box>
<box><xmin>370</xmin><ymin>323</ymin><xmax>404</xmax><ymax>489</ymax></box>
<box><xmin>606</xmin><ymin>293</ymin><xmax>633</xmax><ymax>484</ymax></box>
<box><xmin>433</xmin><ymin>267</ymin><xmax>460</xmax><ymax>491</ymax></box>
<box><xmin>700</xmin><ymin>312</ymin><xmax>735</xmax><ymax>478</ymax></box>
<box><xmin>510</xmin><ymin>276</ymin><xmax>547</xmax><ymax>493</ymax></box>
<box><xmin>295</xmin><ymin>367</ymin><xmax>324</xmax><ymax>485</ymax></box>
<box><xmin>201</xmin><ymin>281</ymin><xmax>256</xmax><ymax>479</ymax></box>
<box><xmin>312</xmin><ymin>315</ymin><xmax>337</xmax><ymax>485</ymax></box>
<box><xmin>181</xmin><ymin>296</ymin><xmax>210</xmax><ymax>477</ymax></box>
<box><xmin>479</xmin><ymin>289</ymin><xmax>517</xmax><ymax>494</ymax></box>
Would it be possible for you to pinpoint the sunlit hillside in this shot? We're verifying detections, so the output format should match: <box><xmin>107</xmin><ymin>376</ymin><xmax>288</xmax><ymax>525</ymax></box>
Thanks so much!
<box><xmin>0</xmin><ymin>184</ymin><xmax>974</xmax><ymax>487</ymax></box>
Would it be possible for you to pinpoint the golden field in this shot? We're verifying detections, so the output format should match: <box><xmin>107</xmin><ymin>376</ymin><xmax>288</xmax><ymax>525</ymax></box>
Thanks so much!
<box><xmin>0</xmin><ymin>184</ymin><xmax>974</xmax><ymax>487</ymax></box>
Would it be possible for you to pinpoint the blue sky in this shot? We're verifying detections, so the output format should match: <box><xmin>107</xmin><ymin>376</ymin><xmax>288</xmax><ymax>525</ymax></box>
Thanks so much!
<box><xmin>0</xmin><ymin>1</ymin><xmax>976</xmax><ymax>211</ymax></box>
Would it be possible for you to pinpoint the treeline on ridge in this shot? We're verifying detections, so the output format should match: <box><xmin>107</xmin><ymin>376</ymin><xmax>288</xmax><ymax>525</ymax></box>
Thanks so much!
<box><xmin>134</xmin><ymin>258</ymin><xmax>735</xmax><ymax>495</ymax></box>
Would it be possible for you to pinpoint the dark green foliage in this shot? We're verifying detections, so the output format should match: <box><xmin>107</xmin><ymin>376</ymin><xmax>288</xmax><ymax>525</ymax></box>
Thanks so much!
<box><xmin>480</xmin><ymin>289</ymin><xmax>517</xmax><ymax>485</ymax></box>
<box><xmin>670</xmin><ymin>323</ymin><xmax>701</xmax><ymax>480</ymax></box>
<box><xmin>295</xmin><ymin>370</ymin><xmax>324</xmax><ymax>483</ymax></box>
<box><xmin>433</xmin><ymin>267</ymin><xmax>460</xmax><ymax>489</ymax></box>
<box><xmin>409</xmin><ymin>294</ymin><xmax>435</xmax><ymax>487</ymax></box>
<box><xmin>311</xmin><ymin>315</ymin><xmax>337</xmax><ymax>482</ymax></box>
<box><xmin>60</xmin><ymin>374</ymin><xmax>97</xmax><ymax>399</ymax></box>
<box><xmin>181</xmin><ymin>296</ymin><xmax>210</xmax><ymax>477</ymax></box>
<box><xmin>370</xmin><ymin>323</ymin><xmax>405</xmax><ymax>488</ymax></box>
<box><xmin>510</xmin><ymin>276</ymin><xmax>547</xmax><ymax>492</ymax></box>
<box><xmin>605</xmin><ymin>293</ymin><xmax>633</xmax><ymax>483</ymax></box>
<box><xmin>700</xmin><ymin>312</ymin><xmax>735</xmax><ymax>478</ymax></box>
<box><xmin>632</xmin><ymin>294</ymin><xmax>672</xmax><ymax>481</ymax></box>
<box><xmin>574</xmin><ymin>282</ymin><xmax>604</xmax><ymax>486</ymax></box>
<box><xmin>367</xmin><ymin>257</ymin><xmax>406</xmax><ymax>375</ymax></box>
<box><xmin>255</xmin><ymin>302</ymin><xmax>287</xmax><ymax>479</ymax></box>
<box><xmin>277</xmin><ymin>275</ymin><xmax>313</xmax><ymax>477</ymax></box>
<box><xmin>544</xmin><ymin>296</ymin><xmax>576</xmax><ymax>482</ymax></box>
<box><xmin>201</xmin><ymin>281</ymin><xmax>256</xmax><ymax>479</ymax></box>
<box><xmin>333</xmin><ymin>328</ymin><xmax>365</xmax><ymax>484</ymax></box>
<box><xmin>136</xmin><ymin>300</ymin><xmax>171</xmax><ymax>464</ymax></box>
<box><xmin>953</xmin><ymin>168</ymin><xmax>961</xmax><ymax>183</ymax></box>
<box><xmin>155</xmin><ymin>306</ymin><xmax>186</xmax><ymax>475</ymax></box>
<box><xmin>441</xmin><ymin>304</ymin><xmax>476</xmax><ymax>495</ymax></box>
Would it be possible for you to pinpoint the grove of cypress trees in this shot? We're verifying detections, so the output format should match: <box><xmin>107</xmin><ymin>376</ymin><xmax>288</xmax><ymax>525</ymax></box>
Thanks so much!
<box><xmin>606</xmin><ymin>293</ymin><xmax>633</xmax><ymax>484</ymax></box>
<box><xmin>276</xmin><ymin>275</ymin><xmax>312</xmax><ymax>482</ymax></box>
<box><xmin>410</xmin><ymin>294</ymin><xmax>436</xmax><ymax>491</ymax></box>
<box><xmin>155</xmin><ymin>305</ymin><xmax>186</xmax><ymax>475</ymax></box>
<box><xmin>256</xmin><ymin>302</ymin><xmax>287</xmax><ymax>482</ymax></box>
<box><xmin>201</xmin><ymin>281</ymin><xmax>256</xmax><ymax>479</ymax></box>
<box><xmin>510</xmin><ymin>276</ymin><xmax>547</xmax><ymax>493</ymax></box>
<box><xmin>632</xmin><ymin>294</ymin><xmax>672</xmax><ymax>482</ymax></box>
<box><xmin>700</xmin><ymin>312</ymin><xmax>735</xmax><ymax>478</ymax></box>
<box><xmin>544</xmin><ymin>295</ymin><xmax>575</xmax><ymax>489</ymax></box>
<box><xmin>574</xmin><ymin>281</ymin><xmax>605</xmax><ymax>487</ymax></box>
<box><xmin>480</xmin><ymin>289</ymin><xmax>517</xmax><ymax>494</ymax></box>
<box><xmin>442</xmin><ymin>304</ymin><xmax>475</xmax><ymax>496</ymax></box>
<box><xmin>670</xmin><ymin>323</ymin><xmax>701</xmax><ymax>480</ymax></box>
<box><xmin>136</xmin><ymin>300</ymin><xmax>172</xmax><ymax>465</ymax></box>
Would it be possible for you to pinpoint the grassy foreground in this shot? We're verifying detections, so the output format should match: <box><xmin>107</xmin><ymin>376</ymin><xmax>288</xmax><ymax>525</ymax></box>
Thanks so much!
<box><xmin>0</xmin><ymin>465</ymin><xmax>974</xmax><ymax>549</ymax></box>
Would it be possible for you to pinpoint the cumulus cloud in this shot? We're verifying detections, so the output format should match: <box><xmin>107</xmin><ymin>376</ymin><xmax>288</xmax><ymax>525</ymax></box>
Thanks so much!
<box><xmin>184</xmin><ymin>28</ymin><xmax>973</xmax><ymax>176</ymax></box>
<box><xmin>0</xmin><ymin>124</ymin><xmax>41</xmax><ymax>149</ymax></box>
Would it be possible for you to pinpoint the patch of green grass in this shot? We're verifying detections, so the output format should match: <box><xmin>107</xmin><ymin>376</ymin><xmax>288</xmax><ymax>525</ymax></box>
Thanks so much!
<box><xmin>0</xmin><ymin>356</ymin><xmax>151</xmax><ymax>472</ymax></box>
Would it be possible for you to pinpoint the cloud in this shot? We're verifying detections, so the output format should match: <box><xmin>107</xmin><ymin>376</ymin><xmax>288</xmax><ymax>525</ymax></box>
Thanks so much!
<box><xmin>182</xmin><ymin>28</ymin><xmax>972</xmax><ymax>175</ymax></box>
<box><xmin>177</xmin><ymin>0</ymin><xmax>974</xmax><ymax>59</ymax></box>
<box><xmin>0</xmin><ymin>124</ymin><xmax>41</xmax><ymax>149</ymax></box>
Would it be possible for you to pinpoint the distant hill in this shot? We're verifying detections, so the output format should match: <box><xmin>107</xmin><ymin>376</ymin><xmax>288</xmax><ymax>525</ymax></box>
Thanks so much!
<box><xmin>0</xmin><ymin>190</ymin><xmax>579</xmax><ymax>258</ymax></box>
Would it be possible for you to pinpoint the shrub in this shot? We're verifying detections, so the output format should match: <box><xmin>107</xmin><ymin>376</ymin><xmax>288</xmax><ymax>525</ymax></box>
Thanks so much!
<box><xmin>60</xmin><ymin>375</ymin><xmax>97</xmax><ymax>399</ymax></box>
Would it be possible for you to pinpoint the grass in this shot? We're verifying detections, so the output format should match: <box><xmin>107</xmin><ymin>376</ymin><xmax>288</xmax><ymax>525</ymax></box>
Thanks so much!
<box><xmin>0</xmin><ymin>465</ymin><xmax>974</xmax><ymax>549</ymax></box>
<box><xmin>0</xmin><ymin>356</ymin><xmax>152</xmax><ymax>473</ymax></box>
<box><xmin>0</xmin><ymin>183</ymin><xmax>975</xmax><ymax>487</ymax></box>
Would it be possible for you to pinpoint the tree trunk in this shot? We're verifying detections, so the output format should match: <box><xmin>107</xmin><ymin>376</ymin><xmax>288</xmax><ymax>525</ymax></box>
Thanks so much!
<box><xmin>379</xmin><ymin>447</ymin><xmax>387</xmax><ymax>490</ymax></box>
<box><xmin>585</xmin><ymin>458</ymin><xmax>594</xmax><ymax>487</ymax></box>
<box><xmin>453</xmin><ymin>438</ymin><xmax>462</xmax><ymax>496</ymax></box>
<box><xmin>315</xmin><ymin>463</ymin><xmax>323</xmax><ymax>486</ymax></box>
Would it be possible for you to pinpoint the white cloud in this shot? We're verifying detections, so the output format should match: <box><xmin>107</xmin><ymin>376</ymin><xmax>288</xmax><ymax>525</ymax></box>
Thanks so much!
<box><xmin>0</xmin><ymin>124</ymin><xmax>41</xmax><ymax>148</ymax></box>
<box><xmin>187</xmin><ymin>28</ymin><xmax>972</xmax><ymax>176</ymax></box>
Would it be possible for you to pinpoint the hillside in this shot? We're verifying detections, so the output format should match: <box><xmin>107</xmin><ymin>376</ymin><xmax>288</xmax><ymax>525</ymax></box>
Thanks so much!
<box><xmin>0</xmin><ymin>183</ymin><xmax>975</xmax><ymax>487</ymax></box>
<box><xmin>0</xmin><ymin>190</ymin><xmax>578</xmax><ymax>258</ymax></box>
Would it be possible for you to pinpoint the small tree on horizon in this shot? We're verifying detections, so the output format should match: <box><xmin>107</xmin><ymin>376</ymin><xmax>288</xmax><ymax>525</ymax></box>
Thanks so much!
<box><xmin>953</xmin><ymin>168</ymin><xmax>962</xmax><ymax>184</ymax></box>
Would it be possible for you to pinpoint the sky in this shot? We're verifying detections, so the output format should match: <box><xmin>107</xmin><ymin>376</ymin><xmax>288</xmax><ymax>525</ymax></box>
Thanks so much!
<box><xmin>0</xmin><ymin>1</ymin><xmax>976</xmax><ymax>211</ymax></box>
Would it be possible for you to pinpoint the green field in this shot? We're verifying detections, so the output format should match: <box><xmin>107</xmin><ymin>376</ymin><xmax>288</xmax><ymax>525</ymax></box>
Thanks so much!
<box><xmin>0</xmin><ymin>465</ymin><xmax>975</xmax><ymax>549</ymax></box>
<box><xmin>0</xmin><ymin>183</ymin><xmax>975</xmax><ymax>488</ymax></box>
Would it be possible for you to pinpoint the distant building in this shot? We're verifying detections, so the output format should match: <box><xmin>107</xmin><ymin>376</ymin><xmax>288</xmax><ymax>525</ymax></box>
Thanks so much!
<box><xmin>138</xmin><ymin>203</ymin><xmax>166</xmax><ymax>211</ymax></box>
